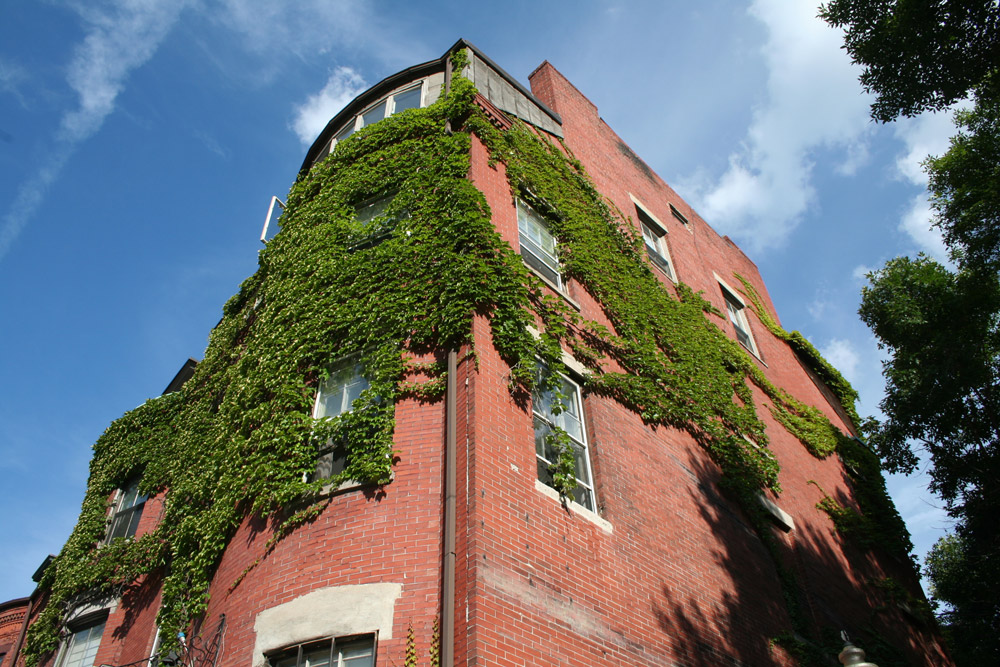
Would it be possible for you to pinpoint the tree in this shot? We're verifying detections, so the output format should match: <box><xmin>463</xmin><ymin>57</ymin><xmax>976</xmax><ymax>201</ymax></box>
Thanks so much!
<box><xmin>820</xmin><ymin>0</ymin><xmax>1000</xmax><ymax>122</ymax></box>
<box><xmin>924</xmin><ymin>534</ymin><xmax>1000</xmax><ymax>664</ymax></box>
<box><xmin>824</xmin><ymin>2</ymin><xmax>1000</xmax><ymax>660</ymax></box>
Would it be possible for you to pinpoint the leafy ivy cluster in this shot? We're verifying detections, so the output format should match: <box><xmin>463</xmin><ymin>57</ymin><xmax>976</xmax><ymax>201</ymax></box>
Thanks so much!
<box><xmin>26</xmin><ymin>48</ymin><xmax>912</xmax><ymax>666</ymax></box>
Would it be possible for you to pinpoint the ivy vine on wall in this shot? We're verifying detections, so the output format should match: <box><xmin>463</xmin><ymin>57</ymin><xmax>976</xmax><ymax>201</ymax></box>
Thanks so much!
<box><xmin>24</xmin><ymin>49</ymin><xmax>912</xmax><ymax>665</ymax></box>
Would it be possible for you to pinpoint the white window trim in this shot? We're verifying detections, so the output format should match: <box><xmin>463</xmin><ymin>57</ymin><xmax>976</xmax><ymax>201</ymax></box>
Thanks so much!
<box><xmin>330</xmin><ymin>79</ymin><xmax>427</xmax><ymax>150</ymax></box>
<box><xmin>629</xmin><ymin>194</ymin><xmax>677</xmax><ymax>282</ymax></box>
<box><xmin>714</xmin><ymin>273</ymin><xmax>761</xmax><ymax>359</ymax></box>
<box><xmin>517</xmin><ymin>199</ymin><xmax>564</xmax><ymax>291</ymax></box>
<box><xmin>261</xmin><ymin>196</ymin><xmax>285</xmax><ymax>244</ymax></box>
<box><xmin>105</xmin><ymin>479</ymin><xmax>147</xmax><ymax>543</ymax></box>
<box><xmin>309</xmin><ymin>357</ymin><xmax>380</xmax><ymax>495</ymax></box>
<box><xmin>54</xmin><ymin>602</ymin><xmax>114</xmax><ymax>667</ymax></box>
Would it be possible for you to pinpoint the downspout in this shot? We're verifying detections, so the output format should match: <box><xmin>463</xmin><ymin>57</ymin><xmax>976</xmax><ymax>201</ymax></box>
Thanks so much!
<box><xmin>441</xmin><ymin>48</ymin><xmax>457</xmax><ymax>667</ymax></box>
<box><xmin>442</xmin><ymin>349</ymin><xmax>457</xmax><ymax>667</ymax></box>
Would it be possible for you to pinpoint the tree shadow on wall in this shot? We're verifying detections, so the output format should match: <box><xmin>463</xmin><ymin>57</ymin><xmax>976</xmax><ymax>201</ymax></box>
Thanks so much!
<box><xmin>648</xmin><ymin>448</ymin><xmax>922</xmax><ymax>667</ymax></box>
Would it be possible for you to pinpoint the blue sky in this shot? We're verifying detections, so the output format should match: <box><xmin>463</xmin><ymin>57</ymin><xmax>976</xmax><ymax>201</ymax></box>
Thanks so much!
<box><xmin>0</xmin><ymin>0</ymin><xmax>957</xmax><ymax>602</ymax></box>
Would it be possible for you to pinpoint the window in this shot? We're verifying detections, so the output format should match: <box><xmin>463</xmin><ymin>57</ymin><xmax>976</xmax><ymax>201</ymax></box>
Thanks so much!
<box><xmin>107</xmin><ymin>478</ymin><xmax>147</xmax><ymax>541</ymax></box>
<box><xmin>331</xmin><ymin>82</ymin><xmax>424</xmax><ymax>148</ymax></box>
<box><xmin>268</xmin><ymin>635</ymin><xmax>375</xmax><ymax>667</ymax></box>
<box><xmin>533</xmin><ymin>368</ymin><xmax>596</xmax><ymax>511</ymax></box>
<box><xmin>721</xmin><ymin>286</ymin><xmax>759</xmax><ymax>357</ymax></box>
<box><xmin>669</xmin><ymin>203</ymin><xmax>690</xmax><ymax>228</ymax></box>
<box><xmin>635</xmin><ymin>206</ymin><xmax>675</xmax><ymax>280</ymax></box>
<box><xmin>56</xmin><ymin>618</ymin><xmax>105</xmax><ymax>667</ymax></box>
<box><xmin>517</xmin><ymin>200</ymin><xmax>562</xmax><ymax>289</ymax></box>
<box><xmin>312</xmin><ymin>359</ymin><xmax>371</xmax><ymax>480</ymax></box>
<box><xmin>261</xmin><ymin>196</ymin><xmax>285</xmax><ymax>244</ymax></box>
<box><xmin>351</xmin><ymin>193</ymin><xmax>408</xmax><ymax>248</ymax></box>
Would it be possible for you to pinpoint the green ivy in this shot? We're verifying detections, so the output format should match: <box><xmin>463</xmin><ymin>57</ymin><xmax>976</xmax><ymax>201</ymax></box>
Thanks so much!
<box><xmin>734</xmin><ymin>273</ymin><xmax>861</xmax><ymax>429</ymax></box>
<box><xmin>25</xmin><ymin>48</ymin><xmax>913</xmax><ymax>665</ymax></box>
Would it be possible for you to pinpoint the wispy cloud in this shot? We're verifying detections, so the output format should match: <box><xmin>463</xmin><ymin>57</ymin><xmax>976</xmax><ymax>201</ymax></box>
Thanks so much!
<box><xmin>0</xmin><ymin>0</ymin><xmax>192</xmax><ymax>262</ymax></box>
<box><xmin>291</xmin><ymin>67</ymin><xmax>367</xmax><ymax>146</ymax></box>
<box><xmin>890</xmin><ymin>110</ymin><xmax>962</xmax><ymax>260</ymax></box>
<box><xmin>820</xmin><ymin>337</ymin><xmax>860</xmax><ymax>385</ymax></box>
<box><xmin>678</xmin><ymin>0</ymin><xmax>874</xmax><ymax>253</ymax></box>
<box><xmin>214</xmin><ymin>0</ymin><xmax>369</xmax><ymax>58</ymax></box>
<box><xmin>0</xmin><ymin>57</ymin><xmax>29</xmax><ymax>107</ymax></box>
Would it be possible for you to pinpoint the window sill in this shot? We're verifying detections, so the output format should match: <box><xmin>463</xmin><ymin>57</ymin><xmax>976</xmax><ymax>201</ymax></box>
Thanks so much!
<box><xmin>316</xmin><ymin>473</ymin><xmax>391</xmax><ymax>497</ymax></box>
<box><xmin>650</xmin><ymin>261</ymin><xmax>677</xmax><ymax>283</ymax></box>
<box><xmin>534</xmin><ymin>479</ymin><xmax>613</xmax><ymax>534</ymax></box>
<box><xmin>739</xmin><ymin>342</ymin><xmax>767</xmax><ymax>367</ymax></box>
<box><xmin>523</xmin><ymin>262</ymin><xmax>581</xmax><ymax>311</ymax></box>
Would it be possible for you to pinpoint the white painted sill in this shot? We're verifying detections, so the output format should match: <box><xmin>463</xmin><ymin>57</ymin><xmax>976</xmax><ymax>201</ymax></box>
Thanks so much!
<box><xmin>535</xmin><ymin>479</ymin><xmax>613</xmax><ymax>534</ymax></box>
<box><xmin>523</xmin><ymin>262</ymin><xmax>582</xmax><ymax>311</ymax></box>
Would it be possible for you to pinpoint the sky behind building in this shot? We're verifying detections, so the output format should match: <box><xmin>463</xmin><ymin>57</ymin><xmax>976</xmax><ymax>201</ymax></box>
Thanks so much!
<box><xmin>0</xmin><ymin>0</ymin><xmax>955</xmax><ymax>602</ymax></box>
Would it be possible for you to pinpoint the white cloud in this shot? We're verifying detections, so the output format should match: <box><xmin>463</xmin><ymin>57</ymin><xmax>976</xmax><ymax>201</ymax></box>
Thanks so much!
<box><xmin>0</xmin><ymin>0</ymin><xmax>190</xmax><ymax>262</ymax></box>
<box><xmin>852</xmin><ymin>264</ymin><xmax>873</xmax><ymax>283</ymax></box>
<box><xmin>291</xmin><ymin>67</ymin><xmax>366</xmax><ymax>146</ymax></box>
<box><xmin>679</xmin><ymin>0</ymin><xmax>874</xmax><ymax>252</ymax></box>
<box><xmin>898</xmin><ymin>194</ymin><xmax>949</xmax><ymax>261</ymax></box>
<box><xmin>214</xmin><ymin>0</ymin><xmax>368</xmax><ymax>57</ymax></box>
<box><xmin>820</xmin><ymin>337</ymin><xmax>860</xmax><ymax>385</ymax></box>
<box><xmin>0</xmin><ymin>57</ymin><xmax>29</xmax><ymax>107</ymax></box>
<box><xmin>893</xmin><ymin>110</ymin><xmax>959</xmax><ymax>186</ymax></box>
<box><xmin>889</xmin><ymin>108</ymin><xmax>964</xmax><ymax>257</ymax></box>
<box><xmin>59</xmin><ymin>0</ymin><xmax>193</xmax><ymax>143</ymax></box>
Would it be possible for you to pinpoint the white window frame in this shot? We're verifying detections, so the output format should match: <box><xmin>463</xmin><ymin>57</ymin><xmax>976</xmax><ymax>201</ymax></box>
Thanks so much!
<box><xmin>266</xmin><ymin>634</ymin><xmax>376</xmax><ymax>667</ymax></box>
<box><xmin>629</xmin><ymin>195</ymin><xmax>676</xmax><ymax>281</ymax></box>
<box><xmin>55</xmin><ymin>616</ymin><xmax>106</xmax><ymax>667</ymax></box>
<box><xmin>517</xmin><ymin>199</ymin><xmax>563</xmax><ymax>291</ymax></box>
<box><xmin>311</xmin><ymin>358</ymin><xmax>371</xmax><ymax>483</ymax></box>
<box><xmin>716</xmin><ymin>276</ymin><xmax>760</xmax><ymax>358</ymax></box>
<box><xmin>532</xmin><ymin>366</ymin><xmax>596</xmax><ymax>512</ymax></box>
<box><xmin>261</xmin><ymin>196</ymin><xmax>285</xmax><ymax>244</ymax></box>
<box><xmin>106</xmin><ymin>478</ymin><xmax>147</xmax><ymax>542</ymax></box>
<box><xmin>329</xmin><ymin>80</ymin><xmax>427</xmax><ymax>150</ymax></box>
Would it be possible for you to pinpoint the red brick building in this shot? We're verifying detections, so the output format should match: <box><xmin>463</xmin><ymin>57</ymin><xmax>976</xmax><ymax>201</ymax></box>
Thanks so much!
<box><xmin>3</xmin><ymin>40</ymin><xmax>950</xmax><ymax>667</ymax></box>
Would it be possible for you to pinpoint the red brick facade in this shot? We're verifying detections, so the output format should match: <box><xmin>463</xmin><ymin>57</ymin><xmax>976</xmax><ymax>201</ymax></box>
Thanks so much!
<box><xmin>3</xmin><ymin>43</ymin><xmax>950</xmax><ymax>667</ymax></box>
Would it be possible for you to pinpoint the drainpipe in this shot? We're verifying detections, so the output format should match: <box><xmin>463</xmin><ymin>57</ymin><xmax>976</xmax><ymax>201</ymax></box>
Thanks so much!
<box><xmin>441</xmin><ymin>349</ymin><xmax>458</xmax><ymax>667</ymax></box>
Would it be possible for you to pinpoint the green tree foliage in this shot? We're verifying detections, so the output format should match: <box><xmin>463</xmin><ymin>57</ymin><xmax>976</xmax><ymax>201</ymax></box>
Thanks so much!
<box><xmin>924</xmin><ymin>533</ymin><xmax>1000</xmax><ymax>664</ymax></box>
<box><xmin>826</xmin><ymin>3</ymin><xmax>1000</xmax><ymax>658</ymax></box>
<box><xmin>927</xmin><ymin>96</ymin><xmax>1000</xmax><ymax>270</ymax></box>
<box><xmin>820</xmin><ymin>0</ymin><xmax>1000</xmax><ymax>122</ymax></box>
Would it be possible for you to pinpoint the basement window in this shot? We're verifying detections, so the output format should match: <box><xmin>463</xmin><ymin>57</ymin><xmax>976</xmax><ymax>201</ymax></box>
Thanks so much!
<box><xmin>107</xmin><ymin>478</ymin><xmax>147</xmax><ymax>542</ymax></box>
<box><xmin>533</xmin><ymin>367</ymin><xmax>596</xmax><ymax>511</ymax></box>
<box><xmin>55</xmin><ymin>615</ymin><xmax>106</xmax><ymax>667</ymax></box>
<box><xmin>517</xmin><ymin>200</ymin><xmax>563</xmax><ymax>290</ymax></box>
<box><xmin>267</xmin><ymin>635</ymin><xmax>376</xmax><ymax>667</ymax></box>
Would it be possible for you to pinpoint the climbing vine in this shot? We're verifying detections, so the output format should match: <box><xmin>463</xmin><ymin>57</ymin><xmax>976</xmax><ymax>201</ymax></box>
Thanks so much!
<box><xmin>24</xmin><ymin>47</ymin><xmax>914</xmax><ymax>666</ymax></box>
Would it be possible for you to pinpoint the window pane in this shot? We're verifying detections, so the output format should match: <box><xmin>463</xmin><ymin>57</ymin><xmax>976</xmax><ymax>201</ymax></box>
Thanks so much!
<box><xmin>58</xmin><ymin>621</ymin><xmax>105</xmax><ymax>667</ymax></box>
<box><xmin>360</xmin><ymin>100</ymin><xmax>387</xmax><ymax>128</ymax></box>
<box><xmin>339</xmin><ymin>637</ymin><xmax>375</xmax><ymax>667</ymax></box>
<box><xmin>335</xmin><ymin>122</ymin><xmax>355</xmax><ymax>142</ymax></box>
<box><xmin>355</xmin><ymin>196</ymin><xmax>391</xmax><ymax>228</ymax></box>
<box><xmin>302</xmin><ymin>644</ymin><xmax>331</xmax><ymax>667</ymax></box>
<box><xmin>316</xmin><ymin>362</ymin><xmax>368</xmax><ymax>419</ymax></box>
<box><xmin>391</xmin><ymin>86</ymin><xmax>421</xmax><ymax>113</ymax></box>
